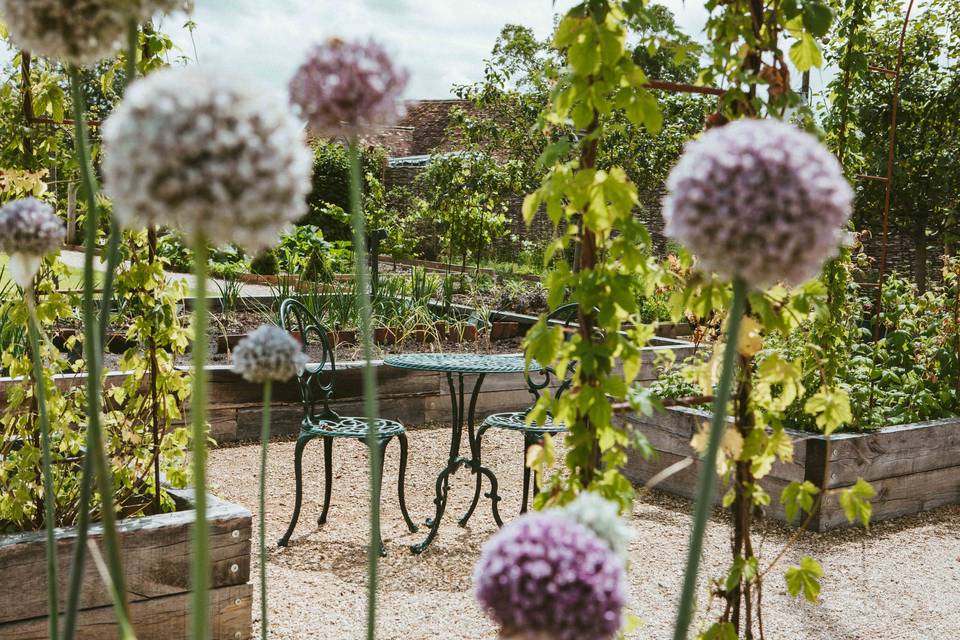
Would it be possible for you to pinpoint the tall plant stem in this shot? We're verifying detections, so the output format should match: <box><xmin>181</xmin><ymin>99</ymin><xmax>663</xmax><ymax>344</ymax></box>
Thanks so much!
<box><xmin>62</xmin><ymin>448</ymin><xmax>91</xmax><ymax>639</ymax></box>
<box><xmin>96</xmin><ymin>17</ymin><xmax>138</xmax><ymax>343</ymax></box>
<box><xmin>26</xmin><ymin>290</ymin><xmax>58</xmax><ymax>639</ymax></box>
<box><xmin>672</xmin><ymin>277</ymin><xmax>748</xmax><ymax>640</ymax></box>
<box><xmin>190</xmin><ymin>238</ymin><xmax>210</xmax><ymax>640</ymax></box>
<box><xmin>258</xmin><ymin>381</ymin><xmax>273</xmax><ymax>640</ymax></box>
<box><xmin>66</xmin><ymin>64</ymin><xmax>133</xmax><ymax>636</ymax></box>
<box><xmin>63</xmin><ymin>22</ymin><xmax>139</xmax><ymax>636</ymax></box>
<box><xmin>348</xmin><ymin>140</ymin><xmax>382</xmax><ymax>640</ymax></box>
<box><xmin>575</xmin><ymin>117</ymin><xmax>600</xmax><ymax>486</ymax></box>
<box><xmin>148</xmin><ymin>226</ymin><xmax>162</xmax><ymax>513</ymax></box>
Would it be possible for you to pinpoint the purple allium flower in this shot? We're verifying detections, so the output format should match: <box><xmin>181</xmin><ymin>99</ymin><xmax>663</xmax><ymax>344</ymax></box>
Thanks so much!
<box><xmin>232</xmin><ymin>325</ymin><xmax>307</xmax><ymax>384</ymax></box>
<box><xmin>289</xmin><ymin>38</ymin><xmax>408</xmax><ymax>138</ymax></box>
<box><xmin>102</xmin><ymin>67</ymin><xmax>312</xmax><ymax>251</ymax></box>
<box><xmin>473</xmin><ymin>512</ymin><xmax>627</xmax><ymax>640</ymax></box>
<box><xmin>662</xmin><ymin>119</ymin><xmax>853</xmax><ymax>289</ymax></box>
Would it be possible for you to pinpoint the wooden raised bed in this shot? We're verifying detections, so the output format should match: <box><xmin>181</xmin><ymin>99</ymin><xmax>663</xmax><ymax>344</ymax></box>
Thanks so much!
<box><xmin>0</xmin><ymin>339</ymin><xmax>694</xmax><ymax>447</ymax></box>
<box><xmin>622</xmin><ymin>406</ymin><xmax>960</xmax><ymax>531</ymax></box>
<box><xmin>0</xmin><ymin>489</ymin><xmax>252</xmax><ymax>640</ymax></box>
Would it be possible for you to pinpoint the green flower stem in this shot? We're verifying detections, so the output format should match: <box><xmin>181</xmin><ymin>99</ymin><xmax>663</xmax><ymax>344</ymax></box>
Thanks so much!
<box><xmin>190</xmin><ymin>237</ymin><xmax>211</xmax><ymax>640</ymax></box>
<box><xmin>348</xmin><ymin>139</ymin><xmax>381</xmax><ymax>640</ymax></box>
<box><xmin>62</xmin><ymin>450</ymin><xmax>92</xmax><ymax>639</ymax></box>
<box><xmin>672</xmin><ymin>276</ymin><xmax>748</xmax><ymax>640</ymax></box>
<box><xmin>258</xmin><ymin>380</ymin><xmax>272</xmax><ymax>640</ymax></box>
<box><xmin>125</xmin><ymin>17</ymin><xmax>138</xmax><ymax>83</ymax></box>
<box><xmin>26</xmin><ymin>290</ymin><xmax>58</xmax><ymax>640</ymax></box>
<box><xmin>95</xmin><ymin>18</ymin><xmax>137</xmax><ymax>343</ymax></box>
<box><xmin>64</xmin><ymin>23</ymin><xmax>139</xmax><ymax>638</ymax></box>
<box><xmin>66</xmin><ymin>64</ymin><xmax>133</xmax><ymax>637</ymax></box>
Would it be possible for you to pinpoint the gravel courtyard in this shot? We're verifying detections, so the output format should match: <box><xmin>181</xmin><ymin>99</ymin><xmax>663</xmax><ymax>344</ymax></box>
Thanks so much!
<box><xmin>208</xmin><ymin>425</ymin><xmax>960</xmax><ymax>640</ymax></box>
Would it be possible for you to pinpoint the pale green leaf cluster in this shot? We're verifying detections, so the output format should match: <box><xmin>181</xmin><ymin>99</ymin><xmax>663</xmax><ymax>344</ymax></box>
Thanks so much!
<box><xmin>524</xmin><ymin>0</ymin><xmax>670</xmax><ymax>513</ymax></box>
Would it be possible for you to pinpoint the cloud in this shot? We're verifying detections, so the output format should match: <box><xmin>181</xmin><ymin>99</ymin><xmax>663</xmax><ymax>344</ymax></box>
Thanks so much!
<box><xmin>163</xmin><ymin>0</ymin><xmax>712</xmax><ymax>98</ymax></box>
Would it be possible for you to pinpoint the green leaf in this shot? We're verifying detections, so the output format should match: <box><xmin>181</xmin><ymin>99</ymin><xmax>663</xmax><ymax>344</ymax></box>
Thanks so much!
<box><xmin>724</xmin><ymin>555</ymin><xmax>759</xmax><ymax>591</ymax></box>
<box><xmin>803</xmin><ymin>387</ymin><xmax>851</xmax><ymax>435</ymax></box>
<box><xmin>839</xmin><ymin>478</ymin><xmax>875</xmax><ymax>528</ymax></box>
<box><xmin>621</xmin><ymin>89</ymin><xmax>663</xmax><ymax>134</ymax></box>
<box><xmin>789</xmin><ymin>32</ymin><xmax>822</xmax><ymax>71</ymax></box>
<box><xmin>568</xmin><ymin>30</ymin><xmax>601</xmax><ymax>76</ymax></box>
<box><xmin>780</xmin><ymin>480</ymin><xmax>819</xmax><ymax>522</ymax></box>
<box><xmin>522</xmin><ymin>192</ymin><xmax>541</xmax><ymax>224</ymax></box>
<box><xmin>699</xmin><ymin>622</ymin><xmax>738</xmax><ymax>640</ymax></box>
<box><xmin>801</xmin><ymin>1</ymin><xmax>833</xmax><ymax>37</ymax></box>
<box><xmin>785</xmin><ymin>556</ymin><xmax>823</xmax><ymax>603</ymax></box>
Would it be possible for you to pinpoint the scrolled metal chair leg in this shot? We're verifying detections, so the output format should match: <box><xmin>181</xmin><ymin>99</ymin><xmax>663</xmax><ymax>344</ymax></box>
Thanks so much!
<box><xmin>374</xmin><ymin>437</ymin><xmax>390</xmax><ymax>557</ymax></box>
<box><xmin>318</xmin><ymin>436</ymin><xmax>333</xmax><ymax>526</ymax></box>
<box><xmin>278</xmin><ymin>432</ymin><xmax>313</xmax><ymax>547</ymax></box>
<box><xmin>397</xmin><ymin>433</ymin><xmax>417</xmax><ymax>533</ymax></box>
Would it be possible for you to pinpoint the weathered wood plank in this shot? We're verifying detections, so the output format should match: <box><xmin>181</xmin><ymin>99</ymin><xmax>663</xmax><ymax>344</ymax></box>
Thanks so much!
<box><xmin>625</xmin><ymin>406</ymin><xmax>960</xmax><ymax>530</ymax></box>
<box><xmin>0</xmin><ymin>583</ymin><xmax>252</xmax><ymax>640</ymax></box>
<box><xmin>623</xmin><ymin>409</ymin><xmax>806</xmax><ymax>483</ymax></box>
<box><xmin>0</xmin><ymin>490</ymin><xmax>250</xmax><ymax>624</ymax></box>
<box><xmin>814</xmin><ymin>463</ymin><xmax>960</xmax><ymax>530</ymax></box>
<box><xmin>807</xmin><ymin>418</ymin><xmax>960</xmax><ymax>487</ymax></box>
<box><xmin>625</xmin><ymin>448</ymin><xmax>791</xmax><ymax>522</ymax></box>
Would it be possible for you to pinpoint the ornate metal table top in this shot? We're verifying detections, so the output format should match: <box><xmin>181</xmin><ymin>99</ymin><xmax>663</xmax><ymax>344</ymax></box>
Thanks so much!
<box><xmin>383</xmin><ymin>353</ymin><xmax>541</xmax><ymax>374</ymax></box>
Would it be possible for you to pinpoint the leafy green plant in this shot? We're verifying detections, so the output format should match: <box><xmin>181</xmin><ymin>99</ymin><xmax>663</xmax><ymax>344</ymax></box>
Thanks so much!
<box><xmin>414</xmin><ymin>152</ymin><xmax>512</xmax><ymax>272</ymax></box>
<box><xmin>523</xmin><ymin>0</ymin><xmax>668</xmax><ymax>514</ymax></box>
<box><xmin>249</xmin><ymin>248</ymin><xmax>277</xmax><ymax>275</ymax></box>
<box><xmin>277</xmin><ymin>224</ymin><xmax>338</xmax><ymax>280</ymax></box>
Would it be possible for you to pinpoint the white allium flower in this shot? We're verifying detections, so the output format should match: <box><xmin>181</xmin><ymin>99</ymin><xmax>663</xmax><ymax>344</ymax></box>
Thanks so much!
<box><xmin>0</xmin><ymin>0</ymin><xmax>189</xmax><ymax>65</ymax></box>
<box><xmin>557</xmin><ymin>491</ymin><xmax>634</xmax><ymax>557</ymax></box>
<box><xmin>662</xmin><ymin>119</ymin><xmax>853</xmax><ymax>289</ymax></box>
<box><xmin>0</xmin><ymin>0</ymin><xmax>135</xmax><ymax>65</ymax></box>
<box><xmin>232</xmin><ymin>325</ymin><xmax>307</xmax><ymax>384</ymax></box>
<box><xmin>0</xmin><ymin>198</ymin><xmax>65</xmax><ymax>289</ymax></box>
<box><xmin>102</xmin><ymin>67</ymin><xmax>312</xmax><ymax>252</ymax></box>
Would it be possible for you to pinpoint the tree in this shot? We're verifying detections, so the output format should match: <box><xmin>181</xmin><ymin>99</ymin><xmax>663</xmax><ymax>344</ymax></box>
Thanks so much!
<box><xmin>449</xmin><ymin>9</ymin><xmax>712</xmax><ymax>257</ymax></box>
<box><xmin>827</xmin><ymin>0</ymin><xmax>960</xmax><ymax>291</ymax></box>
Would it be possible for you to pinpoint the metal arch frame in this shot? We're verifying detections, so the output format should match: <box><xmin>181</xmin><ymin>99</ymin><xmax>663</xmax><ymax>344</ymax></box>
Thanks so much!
<box><xmin>874</xmin><ymin>0</ymin><xmax>917</xmax><ymax>327</ymax></box>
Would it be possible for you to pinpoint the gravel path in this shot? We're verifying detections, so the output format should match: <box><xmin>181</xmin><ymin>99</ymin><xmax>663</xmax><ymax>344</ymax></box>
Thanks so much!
<box><xmin>209</xmin><ymin>426</ymin><xmax>960</xmax><ymax>640</ymax></box>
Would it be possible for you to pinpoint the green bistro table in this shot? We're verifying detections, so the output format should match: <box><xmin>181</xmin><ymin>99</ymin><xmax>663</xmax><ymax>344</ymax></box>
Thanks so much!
<box><xmin>383</xmin><ymin>353</ymin><xmax>541</xmax><ymax>554</ymax></box>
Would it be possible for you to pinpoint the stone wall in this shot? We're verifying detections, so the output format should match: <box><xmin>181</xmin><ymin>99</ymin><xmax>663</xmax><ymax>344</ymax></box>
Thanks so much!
<box><xmin>369</xmin><ymin>99</ymin><xmax>472</xmax><ymax>157</ymax></box>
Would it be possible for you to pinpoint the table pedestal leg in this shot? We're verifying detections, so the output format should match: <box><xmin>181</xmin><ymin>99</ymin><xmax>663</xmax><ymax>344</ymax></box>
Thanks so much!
<box><xmin>411</xmin><ymin>372</ymin><xmax>503</xmax><ymax>554</ymax></box>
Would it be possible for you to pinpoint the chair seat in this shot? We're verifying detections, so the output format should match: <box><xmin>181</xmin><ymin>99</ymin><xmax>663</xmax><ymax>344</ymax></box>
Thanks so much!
<box><xmin>304</xmin><ymin>416</ymin><xmax>406</xmax><ymax>438</ymax></box>
<box><xmin>482</xmin><ymin>411</ymin><xmax>566</xmax><ymax>434</ymax></box>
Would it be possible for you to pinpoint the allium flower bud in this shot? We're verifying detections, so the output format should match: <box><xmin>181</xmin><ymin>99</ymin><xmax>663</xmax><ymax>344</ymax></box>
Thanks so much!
<box><xmin>102</xmin><ymin>67</ymin><xmax>312</xmax><ymax>251</ymax></box>
<box><xmin>558</xmin><ymin>492</ymin><xmax>633</xmax><ymax>557</ymax></box>
<box><xmin>232</xmin><ymin>325</ymin><xmax>307</xmax><ymax>384</ymax></box>
<box><xmin>662</xmin><ymin>119</ymin><xmax>853</xmax><ymax>289</ymax></box>
<box><xmin>289</xmin><ymin>38</ymin><xmax>408</xmax><ymax>138</ymax></box>
<box><xmin>473</xmin><ymin>512</ymin><xmax>627</xmax><ymax>640</ymax></box>
<box><xmin>0</xmin><ymin>198</ymin><xmax>65</xmax><ymax>288</ymax></box>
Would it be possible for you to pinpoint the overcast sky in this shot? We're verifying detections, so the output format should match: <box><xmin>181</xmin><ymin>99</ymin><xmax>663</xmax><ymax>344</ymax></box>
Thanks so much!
<box><xmin>159</xmin><ymin>0</ymin><xmax>715</xmax><ymax>99</ymax></box>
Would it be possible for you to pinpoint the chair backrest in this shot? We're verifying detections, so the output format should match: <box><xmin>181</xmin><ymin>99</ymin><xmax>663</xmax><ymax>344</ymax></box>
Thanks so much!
<box><xmin>525</xmin><ymin>303</ymin><xmax>582</xmax><ymax>404</ymax></box>
<box><xmin>279</xmin><ymin>298</ymin><xmax>338</xmax><ymax>420</ymax></box>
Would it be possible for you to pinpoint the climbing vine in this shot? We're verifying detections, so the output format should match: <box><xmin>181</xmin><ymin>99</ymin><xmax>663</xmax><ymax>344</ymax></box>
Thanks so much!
<box><xmin>523</xmin><ymin>0</ymin><xmax>668</xmax><ymax>512</ymax></box>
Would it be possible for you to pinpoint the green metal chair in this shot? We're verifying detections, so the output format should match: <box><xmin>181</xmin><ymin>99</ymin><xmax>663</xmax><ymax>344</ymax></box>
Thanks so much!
<box><xmin>276</xmin><ymin>299</ymin><xmax>417</xmax><ymax>554</ymax></box>
<box><xmin>467</xmin><ymin>303</ymin><xmax>580</xmax><ymax>516</ymax></box>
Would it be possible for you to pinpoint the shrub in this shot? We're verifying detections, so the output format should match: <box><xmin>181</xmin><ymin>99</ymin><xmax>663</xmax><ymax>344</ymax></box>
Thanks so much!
<box><xmin>250</xmin><ymin>249</ymin><xmax>278</xmax><ymax>276</ymax></box>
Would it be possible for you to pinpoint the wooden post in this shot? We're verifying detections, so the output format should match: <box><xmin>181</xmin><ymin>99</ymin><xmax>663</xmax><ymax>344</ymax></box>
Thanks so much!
<box><xmin>66</xmin><ymin>183</ymin><xmax>78</xmax><ymax>244</ymax></box>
